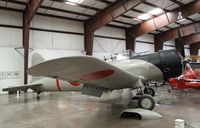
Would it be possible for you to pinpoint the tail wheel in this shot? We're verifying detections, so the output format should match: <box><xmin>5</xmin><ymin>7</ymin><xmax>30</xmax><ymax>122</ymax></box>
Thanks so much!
<box><xmin>143</xmin><ymin>87</ymin><xmax>155</xmax><ymax>97</ymax></box>
<box><xmin>138</xmin><ymin>95</ymin><xmax>155</xmax><ymax>110</ymax></box>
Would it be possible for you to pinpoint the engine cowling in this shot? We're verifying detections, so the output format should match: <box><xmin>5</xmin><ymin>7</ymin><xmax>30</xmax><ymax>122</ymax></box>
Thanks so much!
<box><xmin>131</xmin><ymin>50</ymin><xmax>182</xmax><ymax>81</ymax></box>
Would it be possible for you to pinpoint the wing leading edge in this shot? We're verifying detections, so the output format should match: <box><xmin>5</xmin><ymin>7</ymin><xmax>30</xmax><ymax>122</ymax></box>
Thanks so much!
<box><xmin>28</xmin><ymin>56</ymin><xmax>142</xmax><ymax>90</ymax></box>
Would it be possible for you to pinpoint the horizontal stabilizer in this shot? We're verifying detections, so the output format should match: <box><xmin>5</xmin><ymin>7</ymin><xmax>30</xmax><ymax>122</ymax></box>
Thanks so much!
<box><xmin>2</xmin><ymin>83</ymin><xmax>43</xmax><ymax>92</ymax></box>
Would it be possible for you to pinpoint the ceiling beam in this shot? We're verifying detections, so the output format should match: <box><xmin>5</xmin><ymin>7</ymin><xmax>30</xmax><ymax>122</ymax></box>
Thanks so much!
<box><xmin>170</xmin><ymin>0</ymin><xmax>184</xmax><ymax>6</ymax></box>
<box><xmin>85</xmin><ymin>0</ymin><xmax>141</xmax><ymax>31</ymax></box>
<box><xmin>84</xmin><ymin>0</ymin><xmax>141</xmax><ymax>55</ymax></box>
<box><xmin>127</xmin><ymin>0</ymin><xmax>200</xmax><ymax>38</ymax></box>
<box><xmin>155</xmin><ymin>21</ymin><xmax>200</xmax><ymax>43</ymax></box>
<box><xmin>126</xmin><ymin>29</ymin><xmax>135</xmax><ymax>50</ymax></box>
<box><xmin>183</xmin><ymin>33</ymin><xmax>200</xmax><ymax>45</ymax></box>
<box><xmin>175</xmin><ymin>32</ymin><xmax>200</xmax><ymax>53</ymax></box>
<box><xmin>24</xmin><ymin>0</ymin><xmax>44</xmax><ymax>24</ymax></box>
<box><xmin>3</xmin><ymin>0</ymin><xmax>133</xmax><ymax>28</ymax></box>
<box><xmin>155</xmin><ymin>31</ymin><xmax>200</xmax><ymax>52</ymax></box>
<box><xmin>23</xmin><ymin>0</ymin><xmax>43</xmax><ymax>84</ymax></box>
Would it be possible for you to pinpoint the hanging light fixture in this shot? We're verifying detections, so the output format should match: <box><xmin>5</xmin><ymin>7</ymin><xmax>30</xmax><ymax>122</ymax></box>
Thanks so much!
<box><xmin>177</xmin><ymin>12</ymin><xmax>183</xmax><ymax>20</ymax></box>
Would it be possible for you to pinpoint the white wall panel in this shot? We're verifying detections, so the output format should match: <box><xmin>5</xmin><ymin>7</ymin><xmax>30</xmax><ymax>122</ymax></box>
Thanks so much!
<box><xmin>135</xmin><ymin>34</ymin><xmax>155</xmax><ymax>53</ymax></box>
<box><xmin>184</xmin><ymin>45</ymin><xmax>190</xmax><ymax>56</ymax></box>
<box><xmin>93</xmin><ymin>37</ymin><xmax>125</xmax><ymax>53</ymax></box>
<box><xmin>0</xmin><ymin>27</ymin><xmax>22</xmax><ymax>47</ymax></box>
<box><xmin>10</xmin><ymin>29</ymin><xmax>22</xmax><ymax>47</ymax></box>
<box><xmin>135</xmin><ymin>42</ymin><xmax>154</xmax><ymax>53</ymax></box>
<box><xmin>30</xmin><ymin>30</ymin><xmax>84</xmax><ymax>50</ymax></box>
<box><xmin>0</xmin><ymin>10</ymin><xmax>22</xmax><ymax>26</ymax></box>
<box><xmin>0</xmin><ymin>27</ymin><xmax>10</xmax><ymax>46</ymax></box>
<box><xmin>52</xmin><ymin>33</ymin><xmax>71</xmax><ymax>49</ymax></box>
<box><xmin>163</xmin><ymin>40</ymin><xmax>175</xmax><ymax>50</ymax></box>
<box><xmin>69</xmin><ymin>35</ymin><xmax>84</xmax><ymax>50</ymax></box>
<box><xmin>32</xmin><ymin>31</ymin><xmax>53</xmax><ymax>49</ymax></box>
<box><xmin>164</xmin><ymin>40</ymin><xmax>175</xmax><ymax>45</ymax></box>
<box><xmin>163</xmin><ymin>46</ymin><xmax>175</xmax><ymax>50</ymax></box>
<box><xmin>0</xmin><ymin>47</ymin><xmax>24</xmax><ymax>94</ymax></box>
<box><xmin>95</xmin><ymin>26</ymin><xmax>125</xmax><ymax>38</ymax></box>
<box><xmin>29</xmin><ymin>30</ymin><xmax>34</xmax><ymax>48</ymax></box>
<box><xmin>31</xmin><ymin>15</ymin><xmax>83</xmax><ymax>33</ymax></box>
<box><xmin>136</xmin><ymin>34</ymin><xmax>154</xmax><ymax>42</ymax></box>
<box><xmin>52</xmin><ymin>18</ymin><xmax>83</xmax><ymax>33</ymax></box>
<box><xmin>185</xmin><ymin>48</ymin><xmax>190</xmax><ymax>56</ymax></box>
<box><xmin>31</xmin><ymin>16</ymin><xmax>52</xmax><ymax>29</ymax></box>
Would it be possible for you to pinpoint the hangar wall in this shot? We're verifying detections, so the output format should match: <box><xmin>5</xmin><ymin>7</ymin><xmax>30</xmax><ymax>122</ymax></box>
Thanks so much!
<box><xmin>135</xmin><ymin>34</ymin><xmax>154</xmax><ymax>54</ymax></box>
<box><xmin>0</xmin><ymin>10</ymin><xmax>190</xmax><ymax>94</ymax></box>
<box><xmin>163</xmin><ymin>40</ymin><xmax>190</xmax><ymax>55</ymax></box>
<box><xmin>0</xmin><ymin>10</ymin><xmax>23</xmax><ymax>94</ymax></box>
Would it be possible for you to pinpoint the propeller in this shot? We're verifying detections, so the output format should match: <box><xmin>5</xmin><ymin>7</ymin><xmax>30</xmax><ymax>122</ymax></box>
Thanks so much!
<box><xmin>178</xmin><ymin>29</ymin><xmax>189</xmax><ymax>73</ymax></box>
<box><xmin>177</xmin><ymin>29</ymin><xmax>185</xmax><ymax>58</ymax></box>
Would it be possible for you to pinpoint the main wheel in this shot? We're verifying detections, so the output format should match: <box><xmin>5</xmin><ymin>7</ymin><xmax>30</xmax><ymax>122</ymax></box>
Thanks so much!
<box><xmin>143</xmin><ymin>87</ymin><xmax>155</xmax><ymax>97</ymax></box>
<box><xmin>138</xmin><ymin>95</ymin><xmax>155</xmax><ymax>110</ymax></box>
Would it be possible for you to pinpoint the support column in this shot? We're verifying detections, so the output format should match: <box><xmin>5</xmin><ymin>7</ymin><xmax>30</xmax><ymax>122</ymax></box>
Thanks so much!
<box><xmin>23</xmin><ymin>15</ymin><xmax>30</xmax><ymax>84</ymax></box>
<box><xmin>84</xmin><ymin>23</ymin><xmax>94</xmax><ymax>55</ymax></box>
<box><xmin>175</xmin><ymin>38</ymin><xmax>182</xmax><ymax>54</ymax></box>
<box><xmin>23</xmin><ymin>0</ymin><xmax>44</xmax><ymax>84</ymax></box>
<box><xmin>126</xmin><ymin>29</ymin><xmax>135</xmax><ymax>51</ymax></box>
<box><xmin>154</xmin><ymin>36</ymin><xmax>163</xmax><ymax>52</ymax></box>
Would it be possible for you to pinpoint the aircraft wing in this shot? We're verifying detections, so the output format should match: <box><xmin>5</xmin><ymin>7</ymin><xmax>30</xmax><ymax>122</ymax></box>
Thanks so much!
<box><xmin>2</xmin><ymin>83</ymin><xmax>43</xmax><ymax>92</ymax></box>
<box><xmin>28</xmin><ymin>56</ymin><xmax>143</xmax><ymax>97</ymax></box>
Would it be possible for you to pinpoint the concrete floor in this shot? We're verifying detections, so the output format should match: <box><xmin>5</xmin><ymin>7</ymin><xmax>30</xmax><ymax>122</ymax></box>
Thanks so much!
<box><xmin>0</xmin><ymin>86</ymin><xmax>200</xmax><ymax>128</ymax></box>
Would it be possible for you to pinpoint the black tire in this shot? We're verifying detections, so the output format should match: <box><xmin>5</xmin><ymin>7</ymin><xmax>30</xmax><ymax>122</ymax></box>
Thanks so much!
<box><xmin>143</xmin><ymin>87</ymin><xmax>155</xmax><ymax>97</ymax></box>
<box><xmin>138</xmin><ymin>95</ymin><xmax>155</xmax><ymax>110</ymax></box>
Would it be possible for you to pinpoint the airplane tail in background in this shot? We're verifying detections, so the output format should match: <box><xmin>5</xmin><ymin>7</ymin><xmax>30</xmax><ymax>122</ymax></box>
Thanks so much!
<box><xmin>31</xmin><ymin>53</ymin><xmax>45</xmax><ymax>82</ymax></box>
<box><xmin>32</xmin><ymin>53</ymin><xmax>45</xmax><ymax>66</ymax></box>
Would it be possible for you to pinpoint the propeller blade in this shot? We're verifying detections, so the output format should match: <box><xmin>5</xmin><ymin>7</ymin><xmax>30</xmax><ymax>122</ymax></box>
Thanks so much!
<box><xmin>178</xmin><ymin>29</ymin><xmax>185</xmax><ymax>58</ymax></box>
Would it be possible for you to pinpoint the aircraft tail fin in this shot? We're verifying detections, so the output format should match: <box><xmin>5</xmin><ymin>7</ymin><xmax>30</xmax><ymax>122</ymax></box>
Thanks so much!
<box><xmin>31</xmin><ymin>53</ymin><xmax>45</xmax><ymax>82</ymax></box>
<box><xmin>32</xmin><ymin>53</ymin><xmax>45</xmax><ymax>66</ymax></box>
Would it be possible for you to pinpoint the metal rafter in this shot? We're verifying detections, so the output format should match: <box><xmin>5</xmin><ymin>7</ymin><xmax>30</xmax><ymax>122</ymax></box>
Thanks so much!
<box><xmin>55</xmin><ymin>0</ymin><xmax>134</xmax><ymax>19</ymax></box>
<box><xmin>141</xmin><ymin>0</ymin><xmax>169</xmax><ymax>12</ymax></box>
<box><xmin>182</xmin><ymin>33</ymin><xmax>200</xmax><ymax>45</ymax></box>
<box><xmin>84</xmin><ymin>0</ymin><xmax>142</xmax><ymax>55</ymax></box>
<box><xmin>155</xmin><ymin>21</ymin><xmax>200</xmax><ymax>52</ymax></box>
<box><xmin>2</xmin><ymin>0</ymin><xmax>136</xmax><ymax>27</ymax></box>
<box><xmin>170</xmin><ymin>0</ymin><xmax>184</xmax><ymax>6</ymax></box>
<box><xmin>88</xmin><ymin>0</ymin><xmax>141</xmax><ymax>29</ymax></box>
<box><xmin>24</xmin><ymin>0</ymin><xmax>44</xmax><ymax>24</ymax></box>
<box><xmin>175</xmin><ymin>33</ymin><xmax>200</xmax><ymax>56</ymax></box>
<box><xmin>128</xmin><ymin>0</ymin><xmax>200</xmax><ymax>38</ymax></box>
<box><xmin>155</xmin><ymin>21</ymin><xmax>200</xmax><ymax>44</ymax></box>
<box><xmin>23</xmin><ymin>0</ymin><xmax>44</xmax><ymax>84</ymax></box>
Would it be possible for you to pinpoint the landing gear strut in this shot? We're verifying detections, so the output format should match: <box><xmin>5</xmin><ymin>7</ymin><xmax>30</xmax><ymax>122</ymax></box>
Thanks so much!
<box><xmin>143</xmin><ymin>87</ymin><xmax>155</xmax><ymax>97</ymax></box>
<box><xmin>131</xmin><ymin>87</ymin><xmax>156</xmax><ymax>110</ymax></box>
<box><xmin>37</xmin><ymin>90</ymin><xmax>41</xmax><ymax>100</ymax></box>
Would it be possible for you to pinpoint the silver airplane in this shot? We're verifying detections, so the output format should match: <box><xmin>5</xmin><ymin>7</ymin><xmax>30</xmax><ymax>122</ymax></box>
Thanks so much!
<box><xmin>3</xmin><ymin>49</ymin><xmax>183</xmax><ymax>110</ymax></box>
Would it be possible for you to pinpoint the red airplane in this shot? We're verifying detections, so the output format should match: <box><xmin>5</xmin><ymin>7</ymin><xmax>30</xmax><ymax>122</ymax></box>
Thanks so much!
<box><xmin>169</xmin><ymin>63</ymin><xmax>200</xmax><ymax>90</ymax></box>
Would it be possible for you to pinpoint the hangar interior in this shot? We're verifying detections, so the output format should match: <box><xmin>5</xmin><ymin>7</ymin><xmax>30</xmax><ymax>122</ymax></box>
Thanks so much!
<box><xmin>0</xmin><ymin>0</ymin><xmax>200</xmax><ymax>128</ymax></box>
